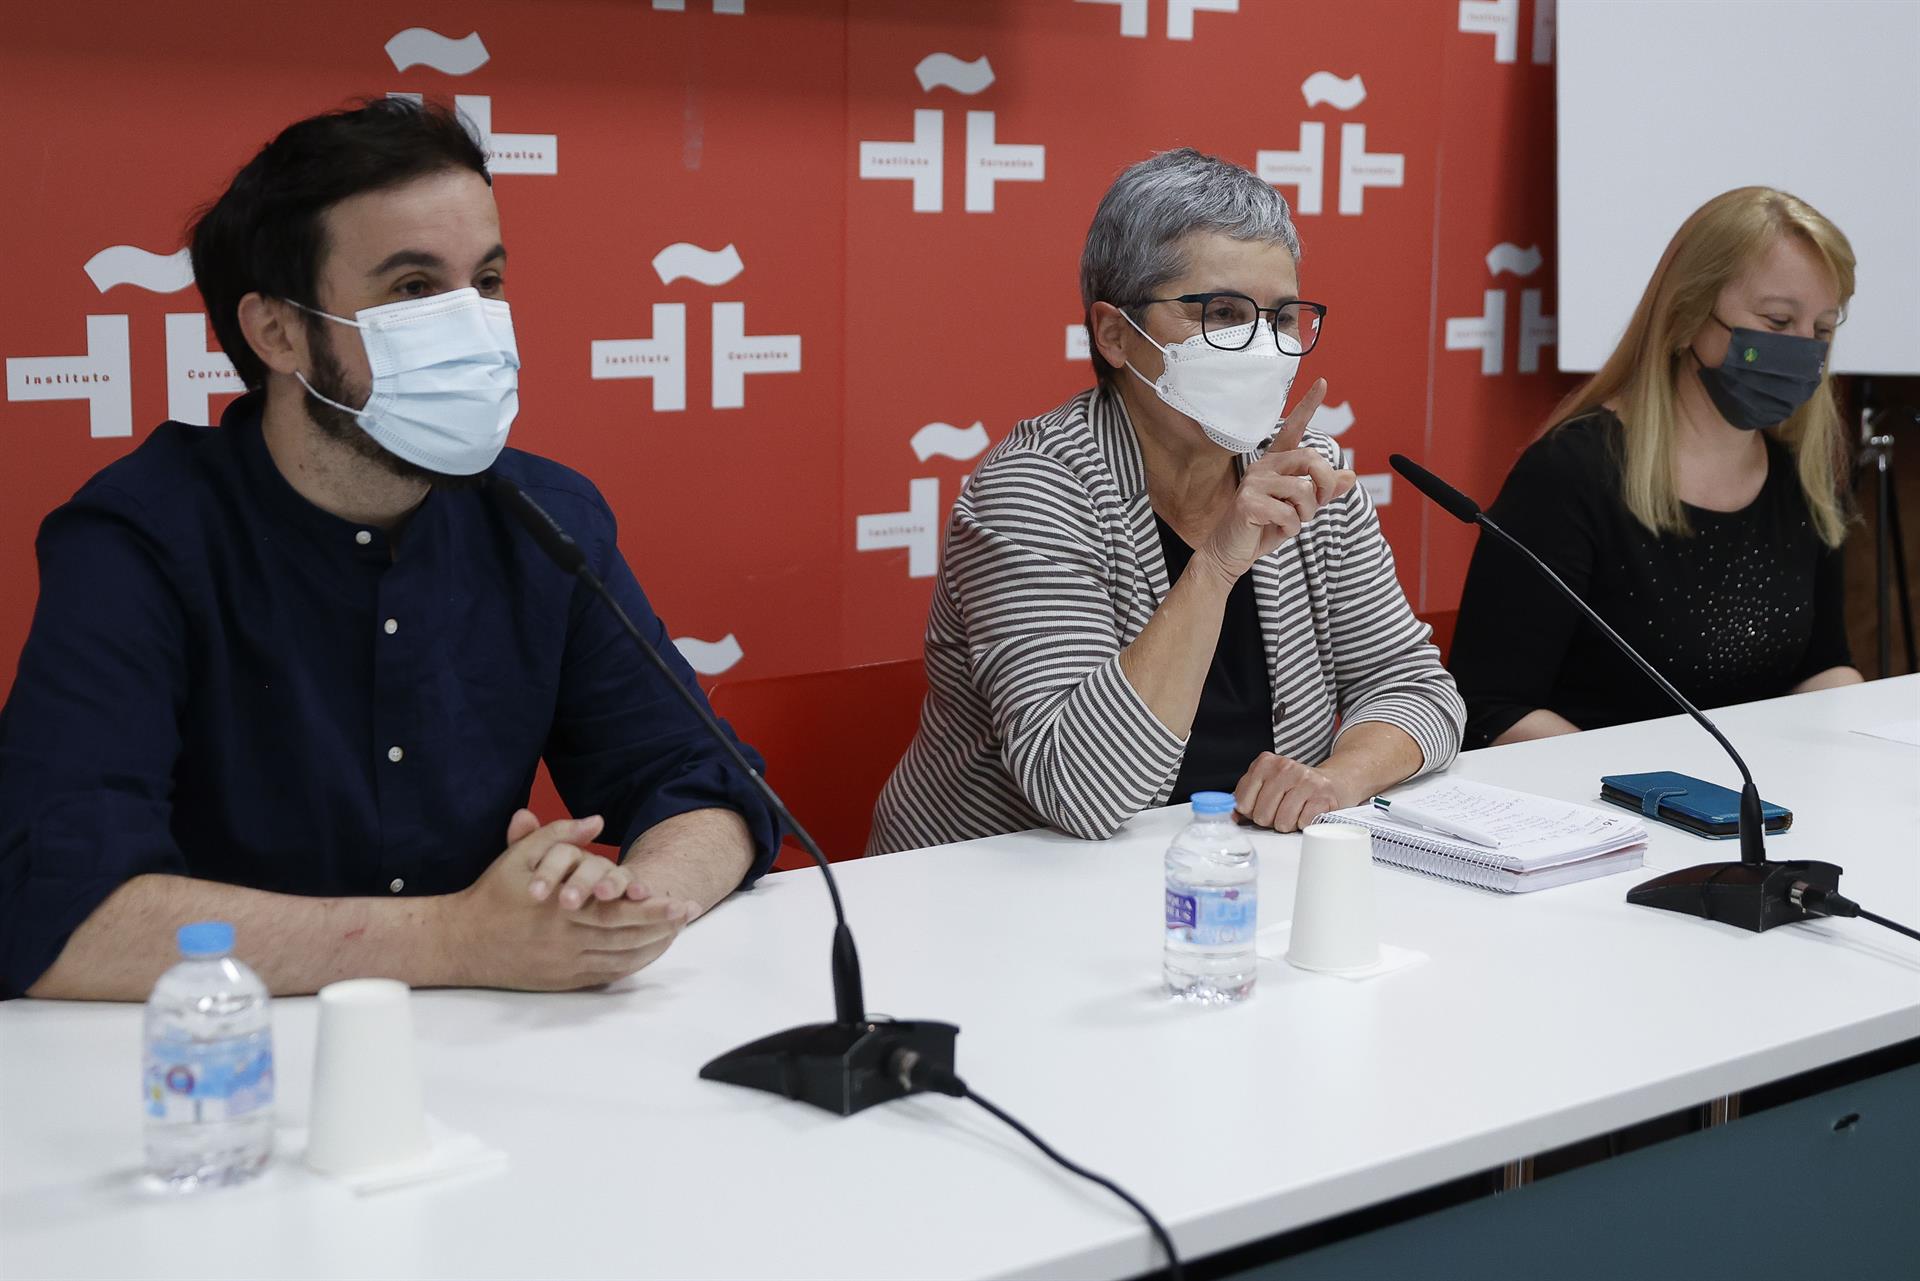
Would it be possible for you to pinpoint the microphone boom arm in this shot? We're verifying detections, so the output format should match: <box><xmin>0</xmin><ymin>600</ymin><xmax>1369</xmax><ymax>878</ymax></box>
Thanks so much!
<box><xmin>488</xmin><ymin>477</ymin><xmax>957</xmax><ymax>1112</ymax></box>
<box><xmin>1387</xmin><ymin>453</ymin><xmax>1842</xmax><ymax>932</ymax></box>
<box><xmin>1476</xmin><ymin>513</ymin><xmax>1764</xmax><ymax>866</ymax></box>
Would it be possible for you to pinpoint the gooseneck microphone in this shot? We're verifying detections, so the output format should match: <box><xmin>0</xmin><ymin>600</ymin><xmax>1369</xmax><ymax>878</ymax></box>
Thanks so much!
<box><xmin>493</xmin><ymin>477</ymin><xmax>1185</xmax><ymax>1278</ymax></box>
<box><xmin>1387</xmin><ymin>453</ymin><xmax>1843</xmax><ymax>932</ymax></box>
<box><xmin>488</xmin><ymin>477</ymin><xmax>957</xmax><ymax>1112</ymax></box>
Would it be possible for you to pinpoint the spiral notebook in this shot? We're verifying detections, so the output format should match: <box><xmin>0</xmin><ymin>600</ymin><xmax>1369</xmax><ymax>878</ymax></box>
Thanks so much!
<box><xmin>1310</xmin><ymin>779</ymin><xmax>1648</xmax><ymax>894</ymax></box>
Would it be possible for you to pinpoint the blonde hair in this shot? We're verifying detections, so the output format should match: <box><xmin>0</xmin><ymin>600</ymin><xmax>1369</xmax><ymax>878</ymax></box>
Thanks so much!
<box><xmin>1546</xmin><ymin>187</ymin><xmax>1853</xmax><ymax>547</ymax></box>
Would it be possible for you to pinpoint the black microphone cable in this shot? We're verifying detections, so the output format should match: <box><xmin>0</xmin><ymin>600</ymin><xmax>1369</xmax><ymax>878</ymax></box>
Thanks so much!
<box><xmin>891</xmin><ymin>1049</ymin><xmax>1184</xmax><ymax>1281</ymax></box>
<box><xmin>1789</xmin><ymin>882</ymin><xmax>1920</xmax><ymax>944</ymax></box>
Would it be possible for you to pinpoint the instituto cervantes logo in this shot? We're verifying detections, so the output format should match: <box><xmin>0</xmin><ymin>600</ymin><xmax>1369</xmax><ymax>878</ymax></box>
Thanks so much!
<box><xmin>5</xmin><ymin>246</ymin><xmax>243</xmax><ymax>439</ymax></box>
<box><xmin>855</xmin><ymin>420</ymin><xmax>991</xmax><ymax>580</ymax></box>
<box><xmin>858</xmin><ymin>54</ymin><xmax>1045</xmax><ymax>214</ymax></box>
<box><xmin>590</xmin><ymin>243</ymin><xmax>801</xmax><ymax>411</ymax></box>
<box><xmin>386</xmin><ymin>28</ymin><xmax>558</xmax><ymax>174</ymax></box>
<box><xmin>1445</xmin><ymin>242</ymin><xmax>1557</xmax><ymax>376</ymax></box>
<box><xmin>1067</xmin><ymin>70</ymin><xmax>1399</xmax><ymax>362</ymax></box>
<box><xmin>1257</xmin><ymin>71</ymin><xmax>1404</xmax><ymax>217</ymax></box>
<box><xmin>1075</xmin><ymin>0</ymin><xmax>1239</xmax><ymax>40</ymax></box>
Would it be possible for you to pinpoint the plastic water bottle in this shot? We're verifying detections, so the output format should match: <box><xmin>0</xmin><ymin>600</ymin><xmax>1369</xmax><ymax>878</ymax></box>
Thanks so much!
<box><xmin>1164</xmin><ymin>791</ymin><xmax>1258</xmax><ymax>1002</ymax></box>
<box><xmin>143</xmin><ymin>921</ymin><xmax>274</xmax><ymax>1190</ymax></box>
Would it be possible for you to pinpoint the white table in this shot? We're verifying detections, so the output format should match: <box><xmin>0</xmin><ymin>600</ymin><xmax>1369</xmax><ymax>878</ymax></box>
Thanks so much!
<box><xmin>3</xmin><ymin>679</ymin><xmax>1916</xmax><ymax>1280</ymax></box>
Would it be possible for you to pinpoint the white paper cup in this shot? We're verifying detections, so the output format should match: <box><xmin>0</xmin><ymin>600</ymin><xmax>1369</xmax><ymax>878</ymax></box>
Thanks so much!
<box><xmin>1287</xmin><ymin>825</ymin><xmax>1382</xmax><ymax>973</ymax></box>
<box><xmin>306</xmin><ymin>978</ymin><xmax>430</xmax><ymax>1176</ymax></box>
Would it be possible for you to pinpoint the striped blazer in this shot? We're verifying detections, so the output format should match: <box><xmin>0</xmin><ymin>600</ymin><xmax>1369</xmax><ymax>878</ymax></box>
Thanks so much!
<box><xmin>868</xmin><ymin>384</ymin><xmax>1465</xmax><ymax>855</ymax></box>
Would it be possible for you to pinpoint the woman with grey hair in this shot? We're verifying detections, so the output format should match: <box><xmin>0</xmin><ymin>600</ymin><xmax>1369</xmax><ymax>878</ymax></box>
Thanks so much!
<box><xmin>869</xmin><ymin>148</ymin><xmax>1464</xmax><ymax>853</ymax></box>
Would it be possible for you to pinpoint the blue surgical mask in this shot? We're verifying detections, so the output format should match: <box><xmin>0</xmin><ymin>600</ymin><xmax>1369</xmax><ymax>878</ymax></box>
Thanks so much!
<box><xmin>292</xmin><ymin>288</ymin><xmax>519</xmax><ymax>475</ymax></box>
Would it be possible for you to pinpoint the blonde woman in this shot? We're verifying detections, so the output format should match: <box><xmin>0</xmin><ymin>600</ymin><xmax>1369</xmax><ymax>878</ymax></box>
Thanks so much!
<box><xmin>1450</xmin><ymin>187</ymin><xmax>1862</xmax><ymax>748</ymax></box>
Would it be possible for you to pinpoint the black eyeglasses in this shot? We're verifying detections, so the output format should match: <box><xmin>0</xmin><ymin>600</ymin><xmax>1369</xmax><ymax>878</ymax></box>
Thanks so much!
<box><xmin>1133</xmin><ymin>292</ymin><xmax>1328</xmax><ymax>356</ymax></box>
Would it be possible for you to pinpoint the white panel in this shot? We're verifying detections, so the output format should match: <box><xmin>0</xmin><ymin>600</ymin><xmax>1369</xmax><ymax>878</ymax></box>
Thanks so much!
<box><xmin>1557</xmin><ymin>0</ymin><xmax>1920</xmax><ymax>373</ymax></box>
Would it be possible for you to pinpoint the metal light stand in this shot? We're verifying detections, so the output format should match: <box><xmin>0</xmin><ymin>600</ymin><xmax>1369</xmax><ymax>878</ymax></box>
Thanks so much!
<box><xmin>1854</xmin><ymin>379</ymin><xmax>1917</xmax><ymax>677</ymax></box>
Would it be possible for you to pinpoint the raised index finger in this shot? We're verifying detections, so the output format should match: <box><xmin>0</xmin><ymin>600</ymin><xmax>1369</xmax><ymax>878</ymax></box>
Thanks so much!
<box><xmin>1267</xmin><ymin>377</ymin><xmax>1328</xmax><ymax>454</ymax></box>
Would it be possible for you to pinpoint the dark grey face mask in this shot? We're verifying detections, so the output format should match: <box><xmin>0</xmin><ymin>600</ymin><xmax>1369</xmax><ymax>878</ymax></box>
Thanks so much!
<box><xmin>1691</xmin><ymin>314</ymin><xmax>1828</xmax><ymax>431</ymax></box>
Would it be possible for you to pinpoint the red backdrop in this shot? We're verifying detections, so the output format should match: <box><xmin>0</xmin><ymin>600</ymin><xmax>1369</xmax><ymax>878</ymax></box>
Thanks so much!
<box><xmin>0</xmin><ymin>0</ymin><xmax>1575</xmax><ymax>700</ymax></box>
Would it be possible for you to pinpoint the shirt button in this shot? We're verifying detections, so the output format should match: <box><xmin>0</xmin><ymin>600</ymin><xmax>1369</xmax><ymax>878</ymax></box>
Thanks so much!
<box><xmin>355</xmin><ymin>530</ymin><xmax>373</xmax><ymax>547</ymax></box>
<box><xmin>383</xmin><ymin>618</ymin><xmax>399</xmax><ymax>635</ymax></box>
<box><xmin>389</xmin><ymin>878</ymin><xmax>405</xmax><ymax>894</ymax></box>
<box><xmin>387</xmin><ymin>745</ymin><xmax>405</xmax><ymax>763</ymax></box>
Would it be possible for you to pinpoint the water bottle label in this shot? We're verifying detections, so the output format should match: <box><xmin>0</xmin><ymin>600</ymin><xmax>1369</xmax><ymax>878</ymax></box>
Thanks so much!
<box><xmin>1165</xmin><ymin>884</ymin><xmax>1256</xmax><ymax>946</ymax></box>
<box><xmin>1165</xmin><ymin>889</ymin><xmax>1197</xmax><ymax>930</ymax></box>
<box><xmin>144</xmin><ymin>1033</ymin><xmax>274</xmax><ymax>1124</ymax></box>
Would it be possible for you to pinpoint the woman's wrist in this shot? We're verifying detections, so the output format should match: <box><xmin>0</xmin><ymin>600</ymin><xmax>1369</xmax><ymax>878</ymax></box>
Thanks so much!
<box><xmin>1185</xmin><ymin>545</ymin><xmax>1242</xmax><ymax>596</ymax></box>
<box><xmin>1314</xmin><ymin>756</ymin><xmax>1371</xmax><ymax>811</ymax></box>
<box><xmin>1320</xmin><ymin>725</ymin><xmax>1424</xmax><ymax>809</ymax></box>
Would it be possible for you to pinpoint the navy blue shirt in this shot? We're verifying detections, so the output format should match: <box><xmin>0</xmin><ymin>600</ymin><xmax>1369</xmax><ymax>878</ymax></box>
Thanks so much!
<box><xmin>0</xmin><ymin>394</ymin><xmax>778</xmax><ymax>997</ymax></box>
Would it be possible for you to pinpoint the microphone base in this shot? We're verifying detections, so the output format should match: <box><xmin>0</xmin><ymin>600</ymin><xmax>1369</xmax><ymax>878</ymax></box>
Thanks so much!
<box><xmin>1626</xmin><ymin>859</ymin><xmax>1844</xmax><ymax>933</ymax></box>
<box><xmin>700</xmin><ymin>1018</ymin><xmax>959</xmax><ymax>1117</ymax></box>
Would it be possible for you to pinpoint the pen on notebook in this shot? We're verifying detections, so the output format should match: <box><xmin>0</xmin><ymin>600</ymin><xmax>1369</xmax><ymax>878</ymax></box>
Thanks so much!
<box><xmin>1370</xmin><ymin>796</ymin><xmax>1503</xmax><ymax>848</ymax></box>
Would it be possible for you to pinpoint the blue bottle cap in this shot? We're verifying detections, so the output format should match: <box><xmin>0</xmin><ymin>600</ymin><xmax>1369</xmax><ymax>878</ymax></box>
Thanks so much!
<box><xmin>177</xmin><ymin>921</ymin><xmax>235</xmax><ymax>958</ymax></box>
<box><xmin>1190</xmin><ymin>791</ymin><xmax>1235</xmax><ymax>817</ymax></box>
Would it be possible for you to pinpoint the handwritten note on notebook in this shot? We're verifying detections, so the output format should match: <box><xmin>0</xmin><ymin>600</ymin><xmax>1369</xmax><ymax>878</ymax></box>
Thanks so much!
<box><xmin>1343</xmin><ymin>779</ymin><xmax>1648</xmax><ymax>872</ymax></box>
<box><xmin>1382</xmin><ymin>779</ymin><xmax>1629</xmax><ymax>848</ymax></box>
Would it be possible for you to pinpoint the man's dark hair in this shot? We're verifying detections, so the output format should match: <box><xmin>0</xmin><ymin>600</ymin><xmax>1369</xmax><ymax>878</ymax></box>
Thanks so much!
<box><xmin>189</xmin><ymin>98</ymin><xmax>491</xmax><ymax>390</ymax></box>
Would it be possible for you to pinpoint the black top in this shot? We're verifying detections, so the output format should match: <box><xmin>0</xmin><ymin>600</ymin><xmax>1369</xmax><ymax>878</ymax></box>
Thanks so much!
<box><xmin>1449</xmin><ymin>410</ymin><xmax>1851</xmax><ymax>749</ymax></box>
<box><xmin>1154</xmin><ymin>514</ymin><xmax>1274</xmax><ymax>800</ymax></box>
<box><xmin>0</xmin><ymin>392</ymin><xmax>780</xmax><ymax>998</ymax></box>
